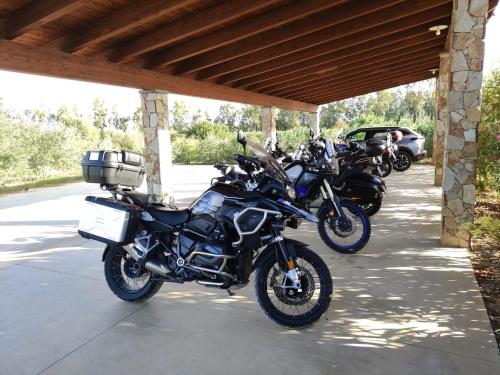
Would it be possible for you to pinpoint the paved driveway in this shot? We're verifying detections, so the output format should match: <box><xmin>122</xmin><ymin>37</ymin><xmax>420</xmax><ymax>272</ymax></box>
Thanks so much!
<box><xmin>1</xmin><ymin>165</ymin><xmax>499</xmax><ymax>374</ymax></box>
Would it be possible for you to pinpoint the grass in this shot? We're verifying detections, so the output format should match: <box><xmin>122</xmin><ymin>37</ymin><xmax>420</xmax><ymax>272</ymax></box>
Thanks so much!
<box><xmin>0</xmin><ymin>175</ymin><xmax>83</xmax><ymax>195</ymax></box>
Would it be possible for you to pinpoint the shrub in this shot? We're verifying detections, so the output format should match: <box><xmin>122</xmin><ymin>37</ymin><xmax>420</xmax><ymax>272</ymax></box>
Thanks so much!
<box><xmin>477</xmin><ymin>69</ymin><xmax>500</xmax><ymax>192</ymax></box>
<box><xmin>463</xmin><ymin>216</ymin><xmax>500</xmax><ymax>242</ymax></box>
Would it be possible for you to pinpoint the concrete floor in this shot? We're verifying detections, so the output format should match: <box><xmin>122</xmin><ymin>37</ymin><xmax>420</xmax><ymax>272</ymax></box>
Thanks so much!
<box><xmin>1</xmin><ymin>165</ymin><xmax>499</xmax><ymax>375</ymax></box>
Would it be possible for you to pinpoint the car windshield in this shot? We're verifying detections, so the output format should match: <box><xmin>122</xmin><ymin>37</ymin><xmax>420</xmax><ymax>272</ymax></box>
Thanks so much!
<box><xmin>247</xmin><ymin>141</ymin><xmax>291</xmax><ymax>185</ymax></box>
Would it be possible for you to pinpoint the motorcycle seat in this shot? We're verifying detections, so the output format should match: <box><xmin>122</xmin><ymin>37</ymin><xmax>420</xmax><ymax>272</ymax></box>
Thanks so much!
<box><xmin>148</xmin><ymin>206</ymin><xmax>190</xmax><ymax>227</ymax></box>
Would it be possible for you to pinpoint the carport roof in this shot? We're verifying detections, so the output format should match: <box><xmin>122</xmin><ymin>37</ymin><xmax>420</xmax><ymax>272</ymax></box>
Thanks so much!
<box><xmin>0</xmin><ymin>0</ymin><xmax>497</xmax><ymax>111</ymax></box>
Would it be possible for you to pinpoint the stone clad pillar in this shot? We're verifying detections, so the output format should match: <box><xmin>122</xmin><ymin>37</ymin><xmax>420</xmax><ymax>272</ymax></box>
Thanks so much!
<box><xmin>433</xmin><ymin>52</ymin><xmax>450</xmax><ymax>186</ymax></box>
<box><xmin>260</xmin><ymin>106</ymin><xmax>276</xmax><ymax>144</ymax></box>
<box><xmin>139</xmin><ymin>89</ymin><xmax>174</xmax><ymax>205</ymax></box>
<box><xmin>441</xmin><ymin>0</ymin><xmax>488</xmax><ymax>247</ymax></box>
<box><xmin>309</xmin><ymin>111</ymin><xmax>320</xmax><ymax>136</ymax></box>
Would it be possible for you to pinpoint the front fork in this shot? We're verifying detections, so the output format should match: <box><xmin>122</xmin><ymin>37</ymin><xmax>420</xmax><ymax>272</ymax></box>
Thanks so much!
<box><xmin>320</xmin><ymin>180</ymin><xmax>346</xmax><ymax>220</ymax></box>
<box><xmin>271</xmin><ymin>229</ymin><xmax>301</xmax><ymax>289</ymax></box>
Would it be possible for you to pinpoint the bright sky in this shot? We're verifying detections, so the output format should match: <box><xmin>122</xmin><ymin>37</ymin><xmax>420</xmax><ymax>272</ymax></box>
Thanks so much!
<box><xmin>0</xmin><ymin>13</ymin><xmax>499</xmax><ymax>120</ymax></box>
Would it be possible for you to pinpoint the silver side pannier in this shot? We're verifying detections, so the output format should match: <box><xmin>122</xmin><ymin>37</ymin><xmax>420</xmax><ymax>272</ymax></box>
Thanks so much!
<box><xmin>78</xmin><ymin>196</ymin><xmax>140</xmax><ymax>245</ymax></box>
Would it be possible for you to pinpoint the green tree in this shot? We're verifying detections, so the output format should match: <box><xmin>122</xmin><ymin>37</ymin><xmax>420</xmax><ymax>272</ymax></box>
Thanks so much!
<box><xmin>108</xmin><ymin>106</ymin><xmax>130</xmax><ymax>131</ymax></box>
<box><xmin>319</xmin><ymin>101</ymin><xmax>348</xmax><ymax>128</ymax></box>
<box><xmin>132</xmin><ymin>106</ymin><xmax>143</xmax><ymax>132</ymax></box>
<box><xmin>240</xmin><ymin>105</ymin><xmax>260</xmax><ymax>131</ymax></box>
<box><xmin>171</xmin><ymin>100</ymin><xmax>190</xmax><ymax>132</ymax></box>
<box><xmin>214</xmin><ymin>103</ymin><xmax>240</xmax><ymax>129</ymax></box>
<box><xmin>477</xmin><ymin>68</ymin><xmax>500</xmax><ymax>192</ymax></box>
<box><xmin>92</xmin><ymin>97</ymin><xmax>108</xmax><ymax>131</ymax></box>
<box><xmin>276</xmin><ymin>109</ymin><xmax>300</xmax><ymax>130</ymax></box>
<box><xmin>298</xmin><ymin>111</ymin><xmax>311</xmax><ymax>128</ymax></box>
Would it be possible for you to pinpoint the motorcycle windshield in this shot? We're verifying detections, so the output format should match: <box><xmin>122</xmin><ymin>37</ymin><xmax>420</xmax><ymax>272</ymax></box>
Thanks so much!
<box><xmin>247</xmin><ymin>141</ymin><xmax>291</xmax><ymax>185</ymax></box>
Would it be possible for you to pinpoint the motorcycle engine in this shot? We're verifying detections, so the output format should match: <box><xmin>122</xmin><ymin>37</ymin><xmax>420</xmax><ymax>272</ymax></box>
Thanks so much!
<box><xmin>178</xmin><ymin>212</ymin><xmax>229</xmax><ymax>271</ymax></box>
<box><xmin>178</xmin><ymin>233</ymin><xmax>225</xmax><ymax>268</ymax></box>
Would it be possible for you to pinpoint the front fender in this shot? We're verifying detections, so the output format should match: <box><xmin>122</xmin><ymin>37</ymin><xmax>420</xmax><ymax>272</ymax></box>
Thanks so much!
<box><xmin>251</xmin><ymin>238</ymin><xmax>308</xmax><ymax>273</ymax></box>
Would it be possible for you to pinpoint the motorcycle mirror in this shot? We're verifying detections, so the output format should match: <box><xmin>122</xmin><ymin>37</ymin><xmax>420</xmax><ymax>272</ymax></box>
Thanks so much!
<box><xmin>237</xmin><ymin>129</ymin><xmax>247</xmax><ymax>154</ymax></box>
<box><xmin>309</xmin><ymin>128</ymin><xmax>315</xmax><ymax>139</ymax></box>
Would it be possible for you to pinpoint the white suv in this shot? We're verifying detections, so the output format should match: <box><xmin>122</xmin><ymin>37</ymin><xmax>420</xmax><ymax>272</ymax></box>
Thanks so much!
<box><xmin>345</xmin><ymin>127</ymin><xmax>427</xmax><ymax>163</ymax></box>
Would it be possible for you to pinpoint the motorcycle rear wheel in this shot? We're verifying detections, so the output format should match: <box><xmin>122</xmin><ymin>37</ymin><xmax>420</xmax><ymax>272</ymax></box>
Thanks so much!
<box><xmin>377</xmin><ymin>159</ymin><xmax>392</xmax><ymax>177</ymax></box>
<box><xmin>254</xmin><ymin>245</ymin><xmax>332</xmax><ymax>327</ymax></box>
<box><xmin>104</xmin><ymin>246</ymin><xmax>163</xmax><ymax>302</ymax></box>
<box><xmin>359</xmin><ymin>195</ymin><xmax>383</xmax><ymax>216</ymax></box>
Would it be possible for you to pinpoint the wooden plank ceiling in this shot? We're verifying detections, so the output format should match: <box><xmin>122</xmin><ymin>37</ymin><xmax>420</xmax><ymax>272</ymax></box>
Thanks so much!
<box><xmin>0</xmin><ymin>0</ymin><xmax>497</xmax><ymax>110</ymax></box>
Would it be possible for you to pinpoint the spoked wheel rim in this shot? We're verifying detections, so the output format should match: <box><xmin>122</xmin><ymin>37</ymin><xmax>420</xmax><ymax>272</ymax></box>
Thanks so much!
<box><xmin>266</xmin><ymin>258</ymin><xmax>323</xmax><ymax>318</ymax></box>
<box><xmin>324</xmin><ymin>208</ymin><xmax>363</xmax><ymax>247</ymax></box>
<box><xmin>110</xmin><ymin>249</ymin><xmax>151</xmax><ymax>292</ymax></box>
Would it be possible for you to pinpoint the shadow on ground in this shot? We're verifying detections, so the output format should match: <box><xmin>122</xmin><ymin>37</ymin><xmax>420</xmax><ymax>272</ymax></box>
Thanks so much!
<box><xmin>0</xmin><ymin>165</ymin><xmax>499</xmax><ymax>374</ymax></box>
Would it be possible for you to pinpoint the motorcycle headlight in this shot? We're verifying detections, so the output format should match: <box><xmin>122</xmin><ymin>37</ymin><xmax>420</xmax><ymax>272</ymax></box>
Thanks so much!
<box><xmin>287</xmin><ymin>185</ymin><xmax>296</xmax><ymax>200</ymax></box>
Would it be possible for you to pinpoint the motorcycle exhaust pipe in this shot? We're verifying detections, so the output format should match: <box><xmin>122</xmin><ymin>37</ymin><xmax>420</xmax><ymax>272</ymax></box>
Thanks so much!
<box><xmin>123</xmin><ymin>245</ymin><xmax>169</xmax><ymax>276</ymax></box>
<box><xmin>144</xmin><ymin>260</ymin><xmax>169</xmax><ymax>276</ymax></box>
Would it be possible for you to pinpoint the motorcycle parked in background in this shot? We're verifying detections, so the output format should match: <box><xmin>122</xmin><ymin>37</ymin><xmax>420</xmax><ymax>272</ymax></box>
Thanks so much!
<box><xmin>273</xmin><ymin>130</ymin><xmax>386</xmax><ymax>216</ymax></box>
<box><xmin>216</xmin><ymin>131</ymin><xmax>372</xmax><ymax>254</ymax></box>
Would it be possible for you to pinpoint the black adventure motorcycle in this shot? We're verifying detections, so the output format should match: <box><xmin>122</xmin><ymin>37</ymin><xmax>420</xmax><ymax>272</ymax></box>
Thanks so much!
<box><xmin>215</xmin><ymin>131</ymin><xmax>371</xmax><ymax>254</ymax></box>
<box><xmin>78</xmin><ymin>147</ymin><xmax>332</xmax><ymax>327</ymax></box>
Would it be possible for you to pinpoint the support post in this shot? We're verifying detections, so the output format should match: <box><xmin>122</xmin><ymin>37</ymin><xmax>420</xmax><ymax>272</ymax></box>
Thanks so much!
<box><xmin>139</xmin><ymin>89</ymin><xmax>174</xmax><ymax>205</ymax></box>
<box><xmin>441</xmin><ymin>0</ymin><xmax>488</xmax><ymax>247</ymax></box>
<box><xmin>433</xmin><ymin>52</ymin><xmax>450</xmax><ymax>186</ymax></box>
<box><xmin>260</xmin><ymin>106</ymin><xmax>276</xmax><ymax>144</ymax></box>
<box><xmin>309</xmin><ymin>111</ymin><xmax>320</xmax><ymax>136</ymax></box>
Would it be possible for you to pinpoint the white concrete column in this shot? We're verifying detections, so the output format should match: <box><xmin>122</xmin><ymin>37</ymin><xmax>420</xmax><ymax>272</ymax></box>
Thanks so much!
<box><xmin>309</xmin><ymin>111</ymin><xmax>320</xmax><ymax>136</ymax></box>
<box><xmin>441</xmin><ymin>0</ymin><xmax>488</xmax><ymax>247</ymax></box>
<box><xmin>139</xmin><ymin>89</ymin><xmax>174</xmax><ymax>205</ymax></box>
<box><xmin>433</xmin><ymin>52</ymin><xmax>450</xmax><ymax>186</ymax></box>
<box><xmin>260</xmin><ymin>106</ymin><xmax>276</xmax><ymax>144</ymax></box>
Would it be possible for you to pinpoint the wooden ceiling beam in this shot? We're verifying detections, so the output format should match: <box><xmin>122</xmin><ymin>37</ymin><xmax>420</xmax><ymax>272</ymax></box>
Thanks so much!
<box><xmin>290</xmin><ymin>58</ymin><xmax>438</xmax><ymax>101</ymax></box>
<box><xmin>213</xmin><ymin>6</ymin><xmax>451</xmax><ymax>85</ymax></box>
<box><xmin>61</xmin><ymin>0</ymin><xmax>197</xmax><ymax>53</ymax></box>
<box><xmin>0</xmin><ymin>40</ymin><xmax>317</xmax><ymax>112</ymax></box>
<box><xmin>311</xmin><ymin>73</ymin><xmax>434</xmax><ymax>104</ymax></box>
<box><xmin>294</xmin><ymin>65</ymin><xmax>436</xmax><ymax>102</ymax></box>
<box><xmin>144</xmin><ymin>0</ymin><xmax>345</xmax><ymax>70</ymax></box>
<box><xmin>301</xmin><ymin>73</ymin><xmax>433</xmax><ymax>104</ymax></box>
<box><xmin>223</xmin><ymin>20</ymin><xmax>448</xmax><ymax>87</ymax></box>
<box><xmin>0</xmin><ymin>0</ymin><xmax>84</xmax><ymax>40</ymax></box>
<box><xmin>192</xmin><ymin>0</ymin><xmax>450</xmax><ymax>81</ymax></box>
<box><xmin>110</xmin><ymin>0</ymin><xmax>279</xmax><ymax>63</ymax></box>
<box><xmin>230</xmin><ymin>29</ymin><xmax>440</xmax><ymax>88</ymax></box>
<box><xmin>172</xmin><ymin>0</ymin><xmax>401</xmax><ymax>75</ymax></box>
<box><xmin>252</xmin><ymin>35</ymin><xmax>445</xmax><ymax>94</ymax></box>
<box><xmin>264</xmin><ymin>42</ymin><xmax>443</xmax><ymax>96</ymax></box>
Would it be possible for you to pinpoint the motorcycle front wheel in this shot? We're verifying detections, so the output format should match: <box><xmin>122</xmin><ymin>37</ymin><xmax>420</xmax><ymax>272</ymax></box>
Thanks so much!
<box><xmin>104</xmin><ymin>245</ymin><xmax>163</xmax><ymax>302</ymax></box>
<box><xmin>317</xmin><ymin>199</ymin><xmax>371</xmax><ymax>254</ymax></box>
<box><xmin>254</xmin><ymin>245</ymin><xmax>332</xmax><ymax>327</ymax></box>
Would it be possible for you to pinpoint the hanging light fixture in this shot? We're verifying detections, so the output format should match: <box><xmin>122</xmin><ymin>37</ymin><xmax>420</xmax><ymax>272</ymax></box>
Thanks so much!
<box><xmin>428</xmin><ymin>25</ymin><xmax>448</xmax><ymax>36</ymax></box>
